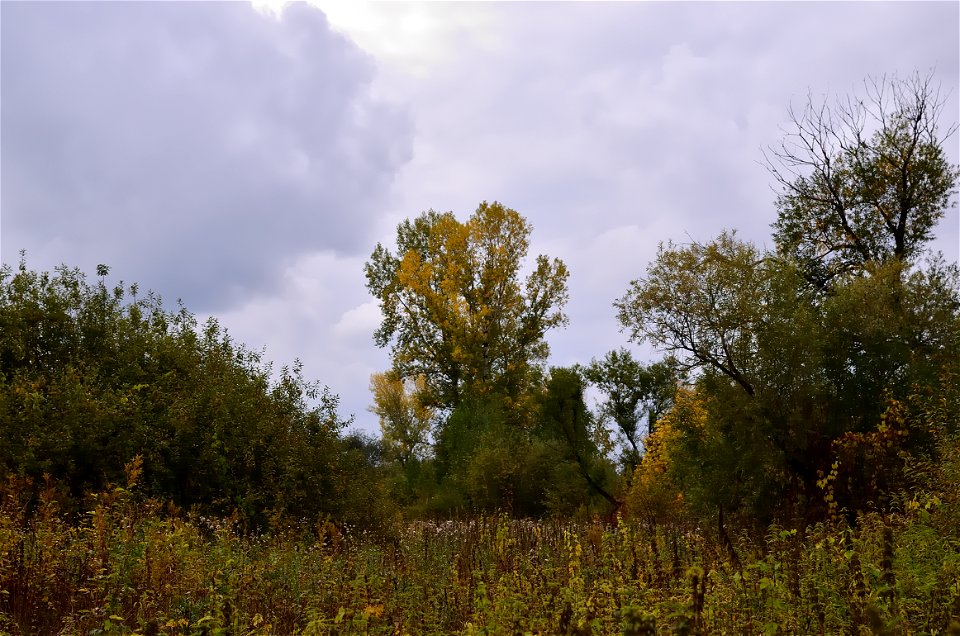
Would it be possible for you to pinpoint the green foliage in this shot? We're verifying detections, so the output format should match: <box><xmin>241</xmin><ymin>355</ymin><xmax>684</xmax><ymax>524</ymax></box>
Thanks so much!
<box><xmin>0</xmin><ymin>258</ymin><xmax>389</xmax><ymax>530</ymax></box>
<box><xmin>536</xmin><ymin>367</ymin><xmax>619</xmax><ymax>511</ymax></box>
<box><xmin>615</xmin><ymin>231</ymin><xmax>765</xmax><ymax>397</ymax></box>
<box><xmin>767</xmin><ymin>71</ymin><xmax>959</xmax><ymax>289</ymax></box>
<box><xmin>582</xmin><ymin>350</ymin><xmax>680</xmax><ymax>469</ymax></box>
<box><xmin>413</xmin><ymin>378</ymin><xmax>619</xmax><ymax>518</ymax></box>
<box><xmin>537</xmin><ymin>368</ymin><xmax>596</xmax><ymax>462</ymax></box>
<box><xmin>616</xmin><ymin>229</ymin><xmax>960</xmax><ymax>524</ymax></box>
<box><xmin>428</xmin><ymin>398</ymin><xmax>548</xmax><ymax>516</ymax></box>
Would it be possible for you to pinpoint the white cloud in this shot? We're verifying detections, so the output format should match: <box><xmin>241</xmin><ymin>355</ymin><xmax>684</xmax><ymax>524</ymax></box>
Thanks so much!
<box><xmin>333</xmin><ymin>301</ymin><xmax>384</xmax><ymax>341</ymax></box>
<box><xmin>309</xmin><ymin>1</ymin><xmax>500</xmax><ymax>79</ymax></box>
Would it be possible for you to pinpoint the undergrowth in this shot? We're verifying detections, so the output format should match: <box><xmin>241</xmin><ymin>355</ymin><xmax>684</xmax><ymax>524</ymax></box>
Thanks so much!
<box><xmin>1</xmin><ymin>465</ymin><xmax>958</xmax><ymax>635</ymax></box>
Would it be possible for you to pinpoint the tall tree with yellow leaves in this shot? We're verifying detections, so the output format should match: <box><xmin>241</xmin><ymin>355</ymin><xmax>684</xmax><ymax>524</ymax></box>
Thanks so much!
<box><xmin>365</xmin><ymin>201</ymin><xmax>569</xmax><ymax>410</ymax></box>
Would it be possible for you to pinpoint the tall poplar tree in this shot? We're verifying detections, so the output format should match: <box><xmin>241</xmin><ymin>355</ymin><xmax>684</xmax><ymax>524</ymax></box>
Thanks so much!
<box><xmin>365</xmin><ymin>201</ymin><xmax>569</xmax><ymax>410</ymax></box>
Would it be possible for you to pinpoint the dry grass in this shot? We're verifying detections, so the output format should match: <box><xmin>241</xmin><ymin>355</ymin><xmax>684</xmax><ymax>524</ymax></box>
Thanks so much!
<box><xmin>1</xmin><ymin>469</ymin><xmax>958</xmax><ymax>635</ymax></box>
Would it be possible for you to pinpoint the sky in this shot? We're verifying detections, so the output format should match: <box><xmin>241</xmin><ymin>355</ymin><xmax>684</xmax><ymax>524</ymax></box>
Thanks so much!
<box><xmin>2</xmin><ymin>1</ymin><xmax>958</xmax><ymax>435</ymax></box>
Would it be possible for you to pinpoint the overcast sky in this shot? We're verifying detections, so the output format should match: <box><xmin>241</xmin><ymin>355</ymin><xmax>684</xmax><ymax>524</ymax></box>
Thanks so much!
<box><xmin>2</xmin><ymin>1</ymin><xmax>958</xmax><ymax>434</ymax></box>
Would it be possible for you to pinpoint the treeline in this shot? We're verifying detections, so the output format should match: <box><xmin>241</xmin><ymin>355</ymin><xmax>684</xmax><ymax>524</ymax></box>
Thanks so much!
<box><xmin>1</xmin><ymin>71</ymin><xmax>959</xmax><ymax>537</ymax></box>
<box><xmin>0</xmin><ymin>261</ymin><xmax>387</xmax><ymax>530</ymax></box>
<box><xmin>362</xmin><ymin>70</ymin><xmax>960</xmax><ymax>529</ymax></box>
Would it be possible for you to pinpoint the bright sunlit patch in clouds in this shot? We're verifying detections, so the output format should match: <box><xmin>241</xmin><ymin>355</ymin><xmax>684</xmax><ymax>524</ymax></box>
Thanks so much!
<box><xmin>252</xmin><ymin>0</ymin><xmax>500</xmax><ymax>77</ymax></box>
<box><xmin>333</xmin><ymin>300</ymin><xmax>383</xmax><ymax>341</ymax></box>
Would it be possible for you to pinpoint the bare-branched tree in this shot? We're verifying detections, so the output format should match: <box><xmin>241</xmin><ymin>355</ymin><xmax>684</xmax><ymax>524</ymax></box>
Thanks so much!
<box><xmin>764</xmin><ymin>71</ymin><xmax>959</xmax><ymax>290</ymax></box>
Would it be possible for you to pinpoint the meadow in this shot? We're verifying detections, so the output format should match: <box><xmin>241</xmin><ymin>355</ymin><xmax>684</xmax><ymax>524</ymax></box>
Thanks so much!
<box><xmin>2</xmin><ymin>462</ymin><xmax>958</xmax><ymax>636</ymax></box>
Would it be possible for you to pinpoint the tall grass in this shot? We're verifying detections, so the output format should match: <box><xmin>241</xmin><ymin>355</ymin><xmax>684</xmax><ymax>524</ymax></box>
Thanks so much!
<box><xmin>2</xmin><ymin>468</ymin><xmax>958</xmax><ymax>635</ymax></box>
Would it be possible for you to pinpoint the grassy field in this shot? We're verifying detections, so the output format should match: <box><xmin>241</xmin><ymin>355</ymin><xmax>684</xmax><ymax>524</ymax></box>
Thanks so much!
<box><xmin>2</xmin><ymin>474</ymin><xmax>958</xmax><ymax>636</ymax></box>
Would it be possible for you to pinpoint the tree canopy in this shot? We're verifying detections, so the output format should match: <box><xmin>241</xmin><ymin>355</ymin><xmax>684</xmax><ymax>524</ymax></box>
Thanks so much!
<box><xmin>614</xmin><ymin>231</ymin><xmax>765</xmax><ymax>396</ymax></box>
<box><xmin>581</xmin><ymin>349</ymin><xmax>679</xmax><ymax>469</ymax></box>
<box><xmin>365</xmin><ymin>201</ymin><xmax>569</xmax><ymax>410</ymax></box>
<box><xmin>368</xmin><ymin>371</ymin><xmax>433</xmax><ymax>467</ymax></box>
<box><xmin>765</xmin><ymin>71</ymin><xmax>959</xmax><ymax>288</ymax></box>
<box><xmin>0</xmin><ymin>257</ymin><xmax>390</xmax><ymax>530</ymax></box>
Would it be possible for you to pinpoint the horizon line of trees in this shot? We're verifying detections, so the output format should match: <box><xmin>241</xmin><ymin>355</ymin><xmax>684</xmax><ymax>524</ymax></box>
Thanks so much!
<box><xmin>363</xmin><ymin>70</ymin><xmax>959</xmax><ymax>526</ymax></box>
<box><xmin>2</xmin><ymin>70</ymin><xmax>958</xmax><ymax>533</ymax></box>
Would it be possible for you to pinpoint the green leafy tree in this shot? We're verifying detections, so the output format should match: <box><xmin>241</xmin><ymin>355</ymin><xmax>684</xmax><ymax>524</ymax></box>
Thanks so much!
<box><xmin>615</xmin><ymin>231</ymin><xmax>765</xmax><ymax>397</ymax></box>
<box><xmin>364</xmin><ymin>201</ymin><xmax>569</xmax><ymax>411</ymax></box>
<box><xmin>0</xmin><ymin>257</ymin><xmax>379</xmax><ymax>529</ymax></box>
<box><xmin>765</xmin><ymin>71</ymin><xmax>959</xmax><ymax>288</ymax></box>
<box><xmin>430</xmin><ymin>397</ymin><xmax>549</xmax><ymax>516</ymax></box>
<box><xmin>615</xmin><ymin>239</ymin><xmax>800</xmax><ymax>521</ymax></box>
<box><xmin>615</xmin><ymin>231</ymin><xmax>960</xmax><ymax>524</ymax></box>
<box><xmin>581</xmin><ymin>349</ymin><xmax>679</xmax><ymax>469</ymax></box>
<box><xmin>536</xmin><ymin>367</ymin><xmax>619</xmax><ymax>510</ymax></box>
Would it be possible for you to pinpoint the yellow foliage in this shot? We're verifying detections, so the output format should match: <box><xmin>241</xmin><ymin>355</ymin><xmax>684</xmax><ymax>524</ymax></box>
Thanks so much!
<box><xmin>367</xmin><ymin>201</ymin><xmax>569</xmax><ymax>408</ymax></box>
<box><xmin>626</xmin><ymin>387</ymin><xmax>706</xmax><ymax>524</ymax></box>
<box><xmin>369</xmin><ymin>371</ymin><xmax>433</xmax><ymax>465</ymax></box>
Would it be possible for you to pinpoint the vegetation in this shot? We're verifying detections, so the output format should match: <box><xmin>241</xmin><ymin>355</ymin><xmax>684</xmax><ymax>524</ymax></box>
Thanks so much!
<box><xmin>364</xmin><ymin>201</ymin><xmax>569</xmax><ymax>411</ymax></box>
<box><xmin>765</xmin><ymin>71</ymin><xmax>959</xmax><ymax>290</ymax></box>
<box><xmin>2</xmin><ymin>71</ymin><xmax>959</xmax><ymax>633</ymax></box>
<box><xmin>580</xmin><ymin>350</ymin><xmax>679</xmax><ymax>472</ymax></box>
<box><xmin>0</xmin><ymin>259</ymin><xmax>390</xmax><ymax>532</ymax></box>
<box><xmin>2</xmin><ymin>461</ymin><xmax>959</xmax><ymax>634</ymax></box>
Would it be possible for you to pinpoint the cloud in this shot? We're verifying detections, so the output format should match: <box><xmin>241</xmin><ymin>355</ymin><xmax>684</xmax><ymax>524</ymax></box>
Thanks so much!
<box><xmin>355</xmin><ymin>2</ymin><xmax>957</xmax><ymax>271</ymax></box>
<box><xmin>204</xmin><ymin>250</ymin><xmax>390</xmax><ymax>426</ymax></box>
<box><xmin>1</xmin><ymin>2</ymin><xmax>413</xmax><ymax>311</ymax></box>
<box><xmin>333</xmin><ymin>300</ymin><xmax>383</xmax><ymax>342</ymax></box>
<box><xmin>345</xmin><ymin>2</ymin><xmax>958</xmax><ymax>420</ymax></box>
<box><xmin>3</xmin><ymin>1</ymin><xmax>955</xmax><ymax>436</ymax></box>
<box><xmin>312</xmin><ymin>1</ymin><xmax>499</xmax><ymax>80</ymax></box>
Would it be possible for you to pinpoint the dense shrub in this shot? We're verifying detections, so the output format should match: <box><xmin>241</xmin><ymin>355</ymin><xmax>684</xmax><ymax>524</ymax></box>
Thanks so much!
<box><xmin>0</xmin><ymin>259</ymin><xmax>389</xmax><ymax>530</ymax></box>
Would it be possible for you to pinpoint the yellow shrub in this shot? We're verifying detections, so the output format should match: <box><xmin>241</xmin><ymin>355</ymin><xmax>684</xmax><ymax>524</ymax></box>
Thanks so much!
<box><xmin>626</xmin><ymin>387</ymin><xmax>706</xmax><ymax>525</ymax></box>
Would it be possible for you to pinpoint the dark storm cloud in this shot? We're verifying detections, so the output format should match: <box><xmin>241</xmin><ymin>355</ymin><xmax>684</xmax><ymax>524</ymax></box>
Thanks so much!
<box><xmin>1</xmin><ymin>1</ymin><xmax>412</xmax><ymax>310</ymax></box>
